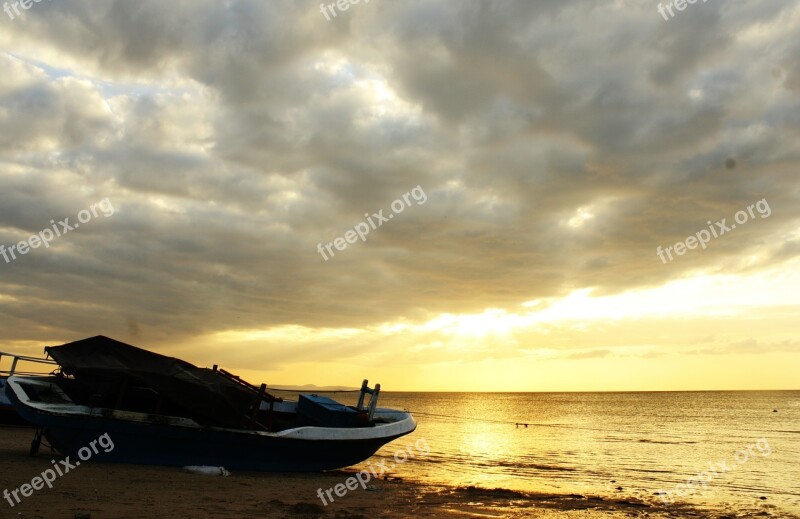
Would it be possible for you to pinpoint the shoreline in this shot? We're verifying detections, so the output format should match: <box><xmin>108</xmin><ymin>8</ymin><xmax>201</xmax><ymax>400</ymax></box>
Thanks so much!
<box><xmin>0</xmin><ymin>426</ymin><xmax>790</xmax><ymax>518</ymax></box>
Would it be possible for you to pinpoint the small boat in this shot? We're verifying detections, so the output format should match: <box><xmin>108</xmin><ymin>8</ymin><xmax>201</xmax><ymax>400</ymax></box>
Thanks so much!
<box><xmin>5</xmin><ymin>336</ymin><xmax>416</xmax><ymax>471</ymax></box>
<box><xmin>0</xmin><ymin>351</ymin><xmax>57</xmax><ymax>425</ymax></box>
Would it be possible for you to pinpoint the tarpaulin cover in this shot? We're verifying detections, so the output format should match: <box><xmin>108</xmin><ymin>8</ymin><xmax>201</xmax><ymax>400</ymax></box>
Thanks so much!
<box><xmin>45</xmin><ymin>335</ymin><xmax>255</xmax><ymax>428</ymax></box>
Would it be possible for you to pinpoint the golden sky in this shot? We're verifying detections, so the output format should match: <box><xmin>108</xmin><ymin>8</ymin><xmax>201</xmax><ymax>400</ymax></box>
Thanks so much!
<box><xmin>1</xmin><ymin>1</ymin><xmax>798</xmax><ymax>391</ymax></box>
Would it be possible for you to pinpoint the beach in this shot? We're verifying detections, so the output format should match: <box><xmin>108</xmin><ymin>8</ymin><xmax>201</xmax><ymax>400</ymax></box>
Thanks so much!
<box><xmin>0</xmin><ymin>426</ymin><xmax>783</xmax><ymax>519</ymax></box>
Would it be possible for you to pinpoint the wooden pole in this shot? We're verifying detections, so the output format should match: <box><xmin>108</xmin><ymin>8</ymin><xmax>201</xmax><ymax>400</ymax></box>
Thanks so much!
<box><xmin>248</xmin><ymin>383</ymin><xmax>267</xmax><ymax>428</ymax></box>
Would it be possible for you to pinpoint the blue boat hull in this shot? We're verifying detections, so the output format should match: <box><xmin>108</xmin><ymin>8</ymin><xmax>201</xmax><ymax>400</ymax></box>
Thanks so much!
<box><xmin>7</xmin><ymin>383</ymin><xmax>414</xmax><ymax>472</ymax></box>
<box><xmin>0</xmin><ymin>378</ymin><xmax>31</xmax><ymax>425</ymax></box>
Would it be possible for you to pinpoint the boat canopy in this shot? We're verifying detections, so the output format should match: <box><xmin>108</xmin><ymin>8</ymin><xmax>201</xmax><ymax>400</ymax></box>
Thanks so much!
<box><xmin>45</xmin><ymin>335</ymin><xmax>257</xmax><ymax>428</ymax></box>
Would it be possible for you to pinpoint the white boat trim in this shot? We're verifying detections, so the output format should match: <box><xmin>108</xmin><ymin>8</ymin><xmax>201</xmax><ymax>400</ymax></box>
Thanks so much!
<box><xmin>7</xmin><ymin>376</ymin><xmax>416</xmax><ymax>441</ymax></box>
<box><xmin>1</xmin><ymin>351</ymin><xmax>57</xmax><ymax>409</ymax></box>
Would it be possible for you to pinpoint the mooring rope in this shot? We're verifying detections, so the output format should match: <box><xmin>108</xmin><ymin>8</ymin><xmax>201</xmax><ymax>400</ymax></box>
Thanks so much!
<box><xmin>409</xmin><ymin>411</ymin><xmax>648</xmax><ymax>434</ymax></box>
<box><xmin>410</xmin><ymin>411</ymin><xmax>543</xmax><ymax>428</ymax></box>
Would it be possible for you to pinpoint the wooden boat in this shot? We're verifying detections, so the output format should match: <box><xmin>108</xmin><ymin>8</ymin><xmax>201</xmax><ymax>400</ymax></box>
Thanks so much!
<box><xmin>4</xmin><ymin>336</ymin><xmax>416</xmax><ymax>471</ymax></box>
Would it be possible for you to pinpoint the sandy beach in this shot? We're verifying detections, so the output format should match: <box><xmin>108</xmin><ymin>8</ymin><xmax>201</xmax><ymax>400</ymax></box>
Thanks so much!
<box><xmin>0</xmin><ymin>425</ymin><xmax>776</xmax><ymax>519</ymax></box>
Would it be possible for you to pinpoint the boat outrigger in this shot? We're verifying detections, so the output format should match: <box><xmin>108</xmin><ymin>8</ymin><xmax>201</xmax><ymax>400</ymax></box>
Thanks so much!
<box><xmin>4</xmin><ymin>335</ymin><xmax>416</xmax><ymax>471</ymax></box>
<box><xmin>0</xmin><ymin>351</ymin><xmax>57</xmax><ymax>424</ymax></box>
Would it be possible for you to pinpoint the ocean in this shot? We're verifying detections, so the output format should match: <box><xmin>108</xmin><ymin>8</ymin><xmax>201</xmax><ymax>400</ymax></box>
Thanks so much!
<box><xmin>347</xmin><ymin>391</ymin><xmax>800</xmax><ymax>517</ymax></box>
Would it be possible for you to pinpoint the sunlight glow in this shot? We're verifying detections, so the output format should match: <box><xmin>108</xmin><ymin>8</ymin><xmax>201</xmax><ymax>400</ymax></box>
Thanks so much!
<box><xmin>567</xmin><ymin>206</ymin><xmax>595</xmax><ymax>228</ymax></box>
<box><xmin>207</xmin><ymin>260</ymin><xmax>800</xmax><ymax>345</ymax></box>
<box><xmin>211</xmin><ymin>325</ymin><xmax>365</xmax><ymax>343</ymax></box>
<box><xmin>422</xmin><ymin>309</ymin><xmax>523</xmax><ymax>337</ymax></box>
<box><xmin>188</xmin><ymin>260</ymin><xmax>800</xmax><ymax>390</ymax></box>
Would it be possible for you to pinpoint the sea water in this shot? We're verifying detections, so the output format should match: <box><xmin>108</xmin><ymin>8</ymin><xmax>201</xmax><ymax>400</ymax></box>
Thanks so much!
<box><xmin>350</xmin><ymin>391</ymin><xmax>800</xmax><ymax>517</ymax></box>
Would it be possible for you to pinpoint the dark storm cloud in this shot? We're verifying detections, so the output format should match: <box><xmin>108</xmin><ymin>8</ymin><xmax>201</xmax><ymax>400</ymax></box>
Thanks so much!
<box><xmin>0</xmin><ymin>0</ymin><xmax>798</xmax><ymax>351</ymax></box>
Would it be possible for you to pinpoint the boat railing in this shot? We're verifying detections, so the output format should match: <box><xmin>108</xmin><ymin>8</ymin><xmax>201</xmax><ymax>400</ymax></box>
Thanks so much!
<box><xmin>356</xmin><ymin>379</ymin><xmax>381</xmax><ymax>421</ymax></box>
<box><xmin>211</xmin><ymin>364</ymin><xmax>281</xmax><ymax>431</ymax></box>
<box><xmin>0</xmin><ymin>351</ymin><xmax>57</xmax><ymax>377</ymax></box>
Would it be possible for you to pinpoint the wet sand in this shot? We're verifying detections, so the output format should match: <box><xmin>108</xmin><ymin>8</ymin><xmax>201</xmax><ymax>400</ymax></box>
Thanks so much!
<box><xmin>0</xmin><ymin>426</ymin><xmax>781</xmax><ymax>518</ymax></box>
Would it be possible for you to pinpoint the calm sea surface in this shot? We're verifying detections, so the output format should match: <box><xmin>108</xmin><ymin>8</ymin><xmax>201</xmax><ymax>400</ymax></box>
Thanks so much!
<box><xmin>337</xmin><ymin>391</ymin><xmax>800</xmax><ymax>517</ymax></box>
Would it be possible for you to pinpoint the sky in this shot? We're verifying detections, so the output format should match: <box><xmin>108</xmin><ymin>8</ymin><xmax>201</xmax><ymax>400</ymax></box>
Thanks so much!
<box><xmin>0</xmin><ymin>0</ymin><xmax>798</xmax><ymax>391</ymax></box>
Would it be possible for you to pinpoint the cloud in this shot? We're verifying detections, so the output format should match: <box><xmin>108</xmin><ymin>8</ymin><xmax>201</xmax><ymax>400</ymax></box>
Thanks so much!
<box><xmin>0</xmin><ymin>0</ymin><xmax>798</xmax><ymax>385</ymax></box>
<box><xmin>564</xmin><ymin>349</ymin><xmax>611</xmax><ymax>360</ymax></box>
